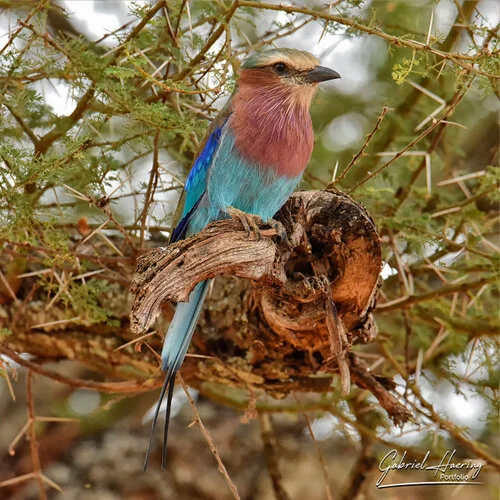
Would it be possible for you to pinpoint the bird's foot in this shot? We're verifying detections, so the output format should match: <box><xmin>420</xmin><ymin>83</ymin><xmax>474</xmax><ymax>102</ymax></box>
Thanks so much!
<box><xmin>266</xmin><ymin>218</ymin><xmax>288</xmax><ymax>243</ymax></box>
<box><xmin>227</xmin><ymin>206</ymin><xmax>262</xmax><ymax>240</ymax></box>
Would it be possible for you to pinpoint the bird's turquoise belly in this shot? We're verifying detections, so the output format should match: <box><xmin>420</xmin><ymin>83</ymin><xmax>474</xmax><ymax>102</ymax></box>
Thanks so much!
<box><xmin>209</xmin><ymin>130</ymin><xmax>301</xmax><ymax>219</ymax></box>
<box><xmin>187</xmin><ymin>128</ymin><xmax>302</xmax><ymax>235</ymax></box>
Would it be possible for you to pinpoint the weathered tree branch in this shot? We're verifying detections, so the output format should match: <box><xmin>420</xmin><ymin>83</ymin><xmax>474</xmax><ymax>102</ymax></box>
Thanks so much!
<box><xmin>130</xmin><ymin>189</ymin><xmax>410</xmax><ymax>423</ymax></box>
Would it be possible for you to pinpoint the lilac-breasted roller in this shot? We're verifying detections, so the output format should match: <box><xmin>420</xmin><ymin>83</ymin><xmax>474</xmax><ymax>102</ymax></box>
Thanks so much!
<box><xmin>145</xmin><ymin>48</ymin><xmax>340</xmax><ymax>468</ymax></box>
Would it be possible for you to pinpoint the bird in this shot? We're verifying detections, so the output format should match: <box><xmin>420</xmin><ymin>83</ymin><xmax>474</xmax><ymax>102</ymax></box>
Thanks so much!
<box><xmin>144</xmin><ymin>48</ymin><xmax>340</xmax><ymax>469</ymax></box>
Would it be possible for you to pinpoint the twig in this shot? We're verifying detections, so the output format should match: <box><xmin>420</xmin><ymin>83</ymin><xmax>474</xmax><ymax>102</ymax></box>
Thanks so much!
<box><xmin>138</xmin><ymin>128</ymin><xmax>160</xmax><ymax>247</ymax></box>
<box><xmin>392</xmin><ymin>77</ymin><xmax>475</xmax><ymax>211</ymax></box>
<box><xmin>0</xmin><ymin>356</ymin><xmax>16</xmax><ymax>400</ymax></box>
<box><xmin>3</xmin><ymin>102</ymin><xmax>40</xmax><ymax>147</ymax></box>
<box><xmin>112</xmin><ymin>0</ymin><xmax>167</xmax><ymax>60</ymax></box>
<box><xmin>349</xmin><ymin>354</ymin><xmax>412</xmax><ymax>425</ymax></box>
<box><xmin>174</xmin><ymin>2</ymin><xmax>239</xmax><ymax>81</ymax></box>
<box><xmin>348</xmin><ymin>77</ymin><xmax>472</xmax><ymax>193</ymax></box>
<box><xmin>0</xmin><ymin>472</ymin><xmax>37</xmax><ymax>489</ymax></box>
<box><xmin>380</xmin><ymin>344</ymin><xmax>500</xmax><ymax>471</ymax></box>
<box><xmin>131</xmin><ymin>54</ymin><xmax>230</xmax><ymax>95</ymax></box>
<box><xmin>258</xmin><ymin>413</ymin><xmax>291</xmax><ymax>500</ymax></box>
<box><xmin>26</xmin><ymin>371</ymin><xmax>47</xmax><ymax>500</ymax></box>
<box><xmin>0</xmin><ymin>346</ymin><xmax>164</xmax><ymax>394</ymax></box>
<box><xmin>340</xmin><ymin>441</ymin><xmax>376</xmax><ymax>500</ymax></box>
<box><xmin>300</xmin><ymin>410</ymin><xmax>334</xmax><ymax>500</ymax></box>
<box><xmin>332</xmin><ymin>107</ymin><xmax>390</xmax><ymax>185</ymax></box>
<box><xmin>233</xmin><ymin>1</ymin><xmax>496</xmax><ymax>78</ymax></box>
<box><xmin>324</xmin><ymin>293</ymin><xmax>350</xmax><ymax>395</ymax></box>
<box><xmin>179</xmin><ymin>375</ymin><xmax>241</xmax><ymax>500</ymax></box>
<box><xmin>377</xmin><ymin>275</ymin><xmax>497</xmax><ymax>311</ymax></box>
<box><xmin>0</xmin><ymin>0</ymin><xmax>46</xmax><ymax>56</ymax></box>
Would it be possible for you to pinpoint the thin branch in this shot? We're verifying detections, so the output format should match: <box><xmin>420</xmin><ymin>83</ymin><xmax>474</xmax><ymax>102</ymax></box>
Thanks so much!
<box><xmin>0</xmin><ymin>346</ymin><xmax>164</xmax><ymax>394</ymax></box>
<box><xmin>202</xmin><ymin>385</ymin><xmax>436</xmax><ymax>461</ymax></box>
<box><xmin>301</xmin><ymin>410</ymin><xmax>334</xmax><ymax>500</ymax></box>
<box><xmin>349</xmin><ymin>77</ymin><xmax>472</xmax><ymax>193</ymax></box>
<box><xmin>138</xmin><ymin>128</ymin><xmax>160</xmax><ymax>247</ymax></box>
<box><xmin>377</xmin><ymin>275</ymin><xmax>497</xmax><ymax>312</ymax></box>
<box><xmin>3</xmin><ymin>102</ymin><xmax>40</xmax><ymax>147</ymax></box>
<box><xmin>258</xmin><ymin>413</ymin><xmax>291</xmax><ymax>500</ymax></box>
<box><xmin>381</xmin><ymin>344</ymin><xmax>500</xmax><ymax>471</ymax></box>
<box><xmin>179</xmin><ymin>375</ymin><xmax>241</xmax><ymax>500</ymax></box>
<box><xmin>340</xmin><ymin>441</ymin><xmax>376</xmax><ymax>500</ymax></box>
<box><xmin>173</xmin><ymin>2</ymin><xmax>239</xmax><ymax>81</ymax></box>
<box><xmin>111</xmin><ymin>0</ymin><xmax>167</xmax><ymax>60</ymax></box>
<box><xmin>0</xmin><ymin>356</ymin><xmax>16</xmax><ymax>401</ymax></box>
<box><xmin>0</xmin><ymin>0</ymin><xmax>46</xmax><ymax>56</ymax></box>
<box><xmin>332</xmin><ymin>106</ymin><xmax>390</xmax><ymax>185</ymax></box>
<box><xmin>234</xmin><ymin>1</ymin><xmax>497</xmax><ymax>78</ymax></box>
<box><xmin>26</xmin><ymin>371</ymin><xmax>47</xmax><ymax>500</ymax></box>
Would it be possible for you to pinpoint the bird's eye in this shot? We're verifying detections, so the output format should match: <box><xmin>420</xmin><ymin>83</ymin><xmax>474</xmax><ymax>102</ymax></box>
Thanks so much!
<box><xmin>274</xmin><ymin>62</ymin><xmax>288</xmax><ymax>75</ymax></box>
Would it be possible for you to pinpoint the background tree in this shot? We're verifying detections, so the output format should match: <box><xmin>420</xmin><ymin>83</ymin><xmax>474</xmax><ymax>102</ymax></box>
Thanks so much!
<box><xmin>0</xmin><ymin>1</ymin><xmax>498</xmax><ymax>499</ymax></box>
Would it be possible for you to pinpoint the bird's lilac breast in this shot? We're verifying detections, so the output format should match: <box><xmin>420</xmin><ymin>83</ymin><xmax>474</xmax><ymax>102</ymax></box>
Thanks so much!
<box><xmin>230</xmin><ymin>81</ymin><xmax>315</xmax><ymax>178</ymax></box>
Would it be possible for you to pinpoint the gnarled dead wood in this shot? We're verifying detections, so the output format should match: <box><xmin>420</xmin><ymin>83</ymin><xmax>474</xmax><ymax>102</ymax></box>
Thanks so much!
<box><xmin>129</xmin><ymin>189</ymin><xmax>408</xmax><ymax>421</ymax></box>
<box><xmin>132</xmin><ymin>189</ymin><xmax>382</xmax><ymax>341</ymax></box>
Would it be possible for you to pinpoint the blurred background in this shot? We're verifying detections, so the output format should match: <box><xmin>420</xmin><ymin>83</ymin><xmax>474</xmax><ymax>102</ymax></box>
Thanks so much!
<box><xmin>0</xmin><ymin>1</ymin><xmax>498</xmax><ymax>499</ymax></box>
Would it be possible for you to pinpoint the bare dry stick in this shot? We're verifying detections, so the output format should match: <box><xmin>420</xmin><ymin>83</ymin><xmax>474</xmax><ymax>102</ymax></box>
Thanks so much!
<box><xmin>0</xmin><ymin>346</ymin><xmax>163</xmax><ymax>394</ymax></box>
<box><xmin>258</xmin><ymin>413</ymin><xmax>291</xmax><ymax>500</ymax></box>
<box><xmin>26</xmin><ymin>371</ymin><xmax>47</xmax><ymax>500</ymax></box>
<box><xmin>300</xmin><ymin>410</ymin><xmax>334</xmax><ymax>500</ymax></box>
<box><xmin>178</xmin><ymin>375</ymin><xmax>241</xmax><ymax>500</ymax></box>
<box><xmin>332</xmin><ymin>106</ymin><xmax>390</xmax><ymax>185</ymax></box>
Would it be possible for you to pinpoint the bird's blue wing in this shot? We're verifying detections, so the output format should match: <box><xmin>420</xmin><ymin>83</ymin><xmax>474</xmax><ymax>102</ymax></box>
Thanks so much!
<box><xmin>183</xmin><ymin>126</ymin><xmax>222</xmax><ymax>217</ymax></box>
<box><xmin>144</xmin><ymin>118</ymin><xmax>226</xmax><ymax>469</ymax></box>
<box><xmin>170</xmin><ymin>123</ymin><xmax>224</xmax><ymax>243</ymax></box>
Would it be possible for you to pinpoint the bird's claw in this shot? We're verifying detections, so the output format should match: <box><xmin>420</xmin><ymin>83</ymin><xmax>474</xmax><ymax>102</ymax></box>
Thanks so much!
<box><xmin>227</xmin><ymin>206</ymin><xmax>262</xmax><ymax>240</ymax></box>
<box><xmin>266</xmin><ymin>218</ymin><xmax>289</xmax><ymax>243</ymax></box>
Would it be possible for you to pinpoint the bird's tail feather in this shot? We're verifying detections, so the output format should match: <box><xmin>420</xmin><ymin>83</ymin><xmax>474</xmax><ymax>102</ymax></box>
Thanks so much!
<box><xmin>144</xmin><ymin>280</ymin><xmax>209</xmax><ymax>470</ymax></box>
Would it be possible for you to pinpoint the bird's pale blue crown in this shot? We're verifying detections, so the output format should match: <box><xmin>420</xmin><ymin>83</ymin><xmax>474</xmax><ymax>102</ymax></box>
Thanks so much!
<box><xmin>241</xmin><ymin>48</ymin><xmax>340</xmax><ymax>83</ymax></box>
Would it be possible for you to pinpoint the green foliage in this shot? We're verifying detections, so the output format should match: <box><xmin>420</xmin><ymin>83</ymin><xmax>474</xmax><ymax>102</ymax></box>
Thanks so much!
<box><xmin>68</xmin><ymin>280</ymin><xmax>120</xmax><ymax>326</ymax></box>
<box><xmin>0</xmin><ymin>328</ymin><xmax>12</xmax><ymax>338</ymax></box>
<box><xmin>392</xmin><ymin>52</ymin><xmax>422</xmax><ymax>85</ymax></box>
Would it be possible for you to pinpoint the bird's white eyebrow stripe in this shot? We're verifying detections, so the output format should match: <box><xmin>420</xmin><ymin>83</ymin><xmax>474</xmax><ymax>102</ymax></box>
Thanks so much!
<box><xmin>256</xmin><ymin>53</ymin><xmax>319</xmax><ymax>72</ymax></box>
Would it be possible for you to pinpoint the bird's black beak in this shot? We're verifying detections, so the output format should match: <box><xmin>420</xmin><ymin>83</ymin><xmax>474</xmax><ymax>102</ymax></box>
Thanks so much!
<box><xmin>305</xmin><ymin>66</ymin><xmax>341</xmax><ymax>83</ymax></box>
